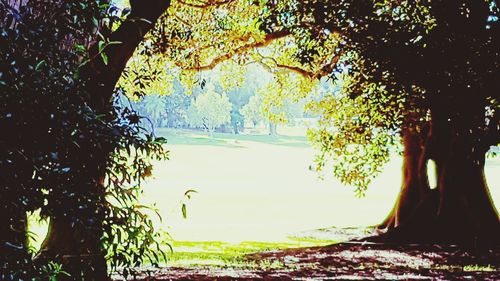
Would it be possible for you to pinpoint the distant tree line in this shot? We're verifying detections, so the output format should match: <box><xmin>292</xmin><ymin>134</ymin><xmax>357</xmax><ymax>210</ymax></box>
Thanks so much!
<box><xmin>131</xmin><ymin>65</ymin><xmax>306</xmax><ymax>135</ymax></box>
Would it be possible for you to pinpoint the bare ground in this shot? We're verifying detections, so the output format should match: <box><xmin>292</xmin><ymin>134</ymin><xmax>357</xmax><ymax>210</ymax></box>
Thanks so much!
<box><xmin>122</xmin><ymin>242</ymin><xmax>499</xmax><ymax>280</ymax></box>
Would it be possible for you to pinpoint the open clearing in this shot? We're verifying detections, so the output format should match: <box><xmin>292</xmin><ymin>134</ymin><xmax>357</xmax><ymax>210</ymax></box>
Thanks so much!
<box><xmin>136</xmin><ymin>128</ymin><xmax>500</xmax><ymax>273</ymax></box>
<box><xmin>30</xmin><ymin>128</ymin><xmax>500</xmax><ymax>279</ymax></box>
<box><xmin>142</xmin><ymin>128</ymin><xmax>500</xmax><ymax>243</ymax></box>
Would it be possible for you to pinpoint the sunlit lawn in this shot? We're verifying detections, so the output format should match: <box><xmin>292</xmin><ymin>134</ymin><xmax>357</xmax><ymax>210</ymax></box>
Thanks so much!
<box><xmin>141</xmin><ymin>127</ymin><xmax>500</xmax><ymax>267</ymax></box>
<box><xmin>29</xmin><ymin>126</ymin><xmax>500</xmax><ymax>267</ymax></box>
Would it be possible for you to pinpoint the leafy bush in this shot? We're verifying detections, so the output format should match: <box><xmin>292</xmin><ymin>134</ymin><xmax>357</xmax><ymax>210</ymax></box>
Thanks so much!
<box><xmin>0</xmin><ymin>1</ymin><xmax>168</xmax><ymax>279</ymax></box>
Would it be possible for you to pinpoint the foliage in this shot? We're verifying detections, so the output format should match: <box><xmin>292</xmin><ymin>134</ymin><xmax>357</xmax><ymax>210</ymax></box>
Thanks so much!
<box><xmin>239</xmin><ymin>73</ymin><xmax>306</xmax><ymax>130</ymax></box>
<box><xmin>1</xmin><ymin>0</ymin><xmax>108</xmax><ymax>277</ymax></box>
<box><xmin>290</xmin><ymin>0</ymin><xmax>498</xmax><ymax>194</ymax></box>
<box><xmin>134</xmin><ymin>94</ymin><xmax>168</xmax><ymax>129</ymax></box>
<box><xmin>230</xmin><ymin>106</ymin><xmax>245</xmax><ymax>133</ymax></box>
<box><xmin>163</xmin><ymin>80</ymin><xmax>193</xmax><ymax>128</ymax></box>
<box><xmin>113</xmin><ymin>0</ymin><xmax>499</xmax><ymax>198</ymax></box>
<box><xmin>240</xmin><ymin>95</ymin><xmax>264</xmax><ymax>127</ymax></box>
<box><xmin>306</xmin><ymin>74</ymin><xmax>405</xmax><ymax>195</ymax></box>
<box><xmin>102</xmin><ymin>100</ymin><xmax>169</xmax><ymax>275</ymax></box>
<box><xmin>187</xmin><ymin>84</ymin><xmax>232</xmax><ymax>134</ymax></box>
<box><xmin>257</xmin><ymin>73</ymin><xmax>308</xmax><ymax>126</ymax></box>
<box><xmin>0</xmin><ymin>0</ymin><xmax>169</xmax><ymax>278</ymax></box>
<box><xmin>117</xmin><ymin>55</ymin><xmax>174</xmax><ymax>99</ymax></box>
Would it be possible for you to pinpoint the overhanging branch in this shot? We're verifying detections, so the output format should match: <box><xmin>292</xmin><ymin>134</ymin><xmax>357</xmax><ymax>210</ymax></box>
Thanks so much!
<box><xmin>82</xmin><ymin>0</ymin><xmax>172</xmax><ymax>109</ymax></box>
<box><xmin>177</xmin><ymin>0</ymin><xmax>234</xmax><ymax>9</ymax></box>
<box><xmin>179</xmin><ymin>30</ymin><xmax>292</xmax><ymax>71</ymax></box>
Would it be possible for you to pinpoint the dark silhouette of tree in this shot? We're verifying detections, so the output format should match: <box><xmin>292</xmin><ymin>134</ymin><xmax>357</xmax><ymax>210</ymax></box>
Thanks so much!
<box><xmin>1</xmin><ymin>0</ymin><xmax>170</xmax><ymax>279</ymax></box>
<box><xmin>268</xmin><ymin>0</ymin><xmax>499</xmax><ymax>244</ymax></box>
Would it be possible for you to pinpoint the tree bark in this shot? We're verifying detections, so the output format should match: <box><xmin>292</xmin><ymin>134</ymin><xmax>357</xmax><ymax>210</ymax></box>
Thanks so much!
<box><xmin>429</xmin><ymin>102</ymin><xmax>499</xmax><ymax>245</ymax></box>
<box><xmin>378</xmin><ymin>125</ymin><xmax>433</xmax><ymax>231</ymax></box>
<box><xmin>83</xmin><ymin>0</ymin><xmax>171</xmax><ymax>110</ymax></box>
<box><xmin>36</xmin><ymin>216</ymin><xmax>107</xmax><ymax>280</ymax></box>
<box><xmin>375</xmin><ymin>98</ymin><xmax>499</xmax><ymax>246</ymax></box>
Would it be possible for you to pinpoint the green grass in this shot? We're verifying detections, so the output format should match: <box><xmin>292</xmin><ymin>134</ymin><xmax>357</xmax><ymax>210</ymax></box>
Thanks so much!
<box><xmin>25</xmin><ymin>128</ymin><xmax>500</xmax><ymax>271</ymax></box>
<box><xmin>165</xmin><ymin>237</ymin><xmax>336</xmax><ymax>268</ymax></box>
<box><xmin>155</xmin><ymin>128</ymin><xmax>310</xmax><ymax>148</ymax></box>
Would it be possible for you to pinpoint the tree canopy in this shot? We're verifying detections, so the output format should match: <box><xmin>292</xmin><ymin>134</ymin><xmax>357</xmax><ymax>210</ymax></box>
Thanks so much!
<box><xmin>123</xmin><ymin>0</ymin><xmax>500</xmax><ymax>243</ymax></box>
<box><xmin>187</xmin><ymin>83</ymin><xmax>232</xmax><ymax>133</ymax></box>
<box><xmin>1</xmin><ymin>0</ymin><xmax>499</xmax><ymax>279</ymax></box>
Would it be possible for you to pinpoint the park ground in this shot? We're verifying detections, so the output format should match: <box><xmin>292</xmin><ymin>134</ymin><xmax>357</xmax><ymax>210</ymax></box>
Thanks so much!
<box><xmin>31</xmin><ymin>127</ymin><xmax>500</xmax><ymax>280</ymax></box>
<box><xmin>117</xmin><ymin>127</ymin><xmax>499</xmax><ymax>280</ymax></box>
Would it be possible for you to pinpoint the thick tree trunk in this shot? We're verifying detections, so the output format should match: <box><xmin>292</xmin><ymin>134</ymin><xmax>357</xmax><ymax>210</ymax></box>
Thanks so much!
<box><xmin>374</xmin><ymin>99</ymin><xmax>499</xmax><ymax>246</ymax></box>
<box><xmin>36</xmin><ymin>1</ymin><xmax>171</xmax><ymax>279</ymax></box>
<box><xmin>430</xmin><ymin>104</ymin><xmax>499</xmax><ymax>244</ymax></box>
<box><xmin>433</xmin><ymin>147</ymin><xmax>499</xmax><ymax>244</ymax></box>
<box><xmin>378</xmin><ymin>126</ymin><xmax>433</xmax><ymax>231</ymax></box>
<box><xmin>36</xmin><ymin>169</ymin><xmax>109</xmax><ymax>280</ymax></box>
<box><xmin>36</xmin><ymin>217</ymin><xmax>107</xmax><ymax>280</ymax></box>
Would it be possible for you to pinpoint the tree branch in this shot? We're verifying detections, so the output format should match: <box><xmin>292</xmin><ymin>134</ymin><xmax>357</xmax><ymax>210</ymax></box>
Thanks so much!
<box><xmin>82</xmin><ymin>0</ymin><xmax>171</xmax><ymax>109</ymax></box>
<box><xmin>253</xmin><ymin>49</ymin><xmax>341</xmax><ymax>80</ymax></box>
<box><xmin>177</xmin><ymin>0</ymin><xmax>234</xmax><ymax>9</ymax></box>
<box><xmin>179</xmin><ymin>30</ymin><xmax>292</xmax><ymax>71</ymax></box>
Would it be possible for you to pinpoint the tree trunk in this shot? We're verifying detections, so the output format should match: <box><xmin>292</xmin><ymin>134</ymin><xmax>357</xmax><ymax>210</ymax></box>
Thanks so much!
<box><xmin>36</xmin><ymin>216</ymin><xmax>107</xmax><ymax>280</ymax></box>
<box><xmin>268</xmin><ymin>122</ymin><xmax>277</xmax><ymax>135</ymax></box>
<box><xmin>374</xmin><ymin>99</ymin><xmax>499</xmax><ymax>246</ymax></box>
<box><xmin>36</xmin><ymin>1</ymin><xmax>171</xmax><ymax>278</ymax></box>
<box><xmin>378</xmin><ymin>126</ymin><xmax>434</xmax><ymax>231</ymax></box>
<box><xmin>429</xmin><ymin>103</ymin><xmax>499</xmax><ymax>245</ymax></box>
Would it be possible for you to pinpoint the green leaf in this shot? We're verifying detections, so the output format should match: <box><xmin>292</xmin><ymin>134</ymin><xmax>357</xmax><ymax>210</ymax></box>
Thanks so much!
<box><xmin>35</xmin><ymin>60</ymin><xmax>46</xmax><ymax>71</ymax></box>
<box><xmin>108</xmin><ymin>41</ymin><xmax>123</xmax><ymax>46</ymax></box>
<box><xmin>74</xmin><ymin>44</ymin><xmax>86</xmax><ymax>52</ymax></box>
<box><xmin>98</xmin><ymin>40</ymin><xmax>105</xmax><ymax>53</ymax></box>
<box><xmin>184</xmin><ymin>189</ymin><xmax>198</xmax><ymax>199</ymax></box>
<box><xmin>101</xmin><ymin>52</ymin><xmax>109</xmax><ymax>65</ymax></box>
<box><xmin>181</xmin><ymin>203</ymin><xmax>187</xmax><ymax>219</ymax></box>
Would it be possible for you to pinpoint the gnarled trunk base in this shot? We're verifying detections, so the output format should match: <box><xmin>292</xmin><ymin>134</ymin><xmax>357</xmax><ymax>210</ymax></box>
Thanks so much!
<box><xmin>35</xmin><ymin>217</ymin><xmax>108</xmax><ymax>281</ymax></box>
<box><xmin>373</xmin><ymin>109</ymin><xmax>499</xmax><ymax>246</ymax></box>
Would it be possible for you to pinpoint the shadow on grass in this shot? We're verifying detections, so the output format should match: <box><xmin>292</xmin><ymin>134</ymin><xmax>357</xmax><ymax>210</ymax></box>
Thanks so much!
<box><xmin>115</xmin><ymin>227</ymin><xmax>500</xmax><ymax>280</ymax></box>
<box><xmin>166</xmin><ymin>237</ymin><xmax>337</xmax><ymax>268</ymax></box>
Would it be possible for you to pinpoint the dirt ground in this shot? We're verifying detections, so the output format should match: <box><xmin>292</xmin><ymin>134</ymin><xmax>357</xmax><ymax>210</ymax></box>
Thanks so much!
<box><xmin>122</xmin><ymin>241</ymin><xmax>499</xmax><ymax>280</ymax></box>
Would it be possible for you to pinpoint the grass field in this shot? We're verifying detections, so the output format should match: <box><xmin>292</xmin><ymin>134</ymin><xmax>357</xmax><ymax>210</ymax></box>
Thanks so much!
<box><xmin>137</xmin><ymin>127</ymin><xmax>500</xmax><ymax>266</ymax></box>
<box><xmin>29</xmin><ymin>127</ymin><xmax>500</xmax><ymax>267</ymax></box>
<box><xmin>165</xmin><ymin>237</ymin><xmax>337</xmax><ymax>268</ymax></box>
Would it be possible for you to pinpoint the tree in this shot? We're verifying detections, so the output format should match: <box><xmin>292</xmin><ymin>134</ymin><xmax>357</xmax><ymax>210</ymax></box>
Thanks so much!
<box><xmin>2</xmin><ymin>0</ymin><xmax>291</xmax><ymax>278</ymax></box>
<box><xmin>230</xmin><ymin>106</ymin><xmax>245</xmax><ymax>134</ymax></box>
<box><xmin>148</xmin><ymin>0</ymin><xmax>499</xmax><ymax>244</ymax></box>
<box><xmin>163</xmin><ymin>78</ymin><xmax>193</xmax><ymax>128</ymax></box>
<box><xmin>1</xmin><ymin>0</ymin><xmax>172</xmax><ymax>279</ymax></box>
<box><xmin>240</xmin><ymin>95</ymin><xmax>264</xmax><ymax>128</ymax></box>
<box><xmin>274</xmin><ymin>0</ymin><xmax>500</xmax><ymax>244</ymax></box>
<box><xmin>39</xmin><ymin>0</ymin><xmax>174</xmax><ymax>278</ymax></box>
<box><xmin>11</xmin><ymin>4</ymin><xmax>490</xmax><ymax>273</ymax></box>
<box><xmin>135</xmin><ymin>94</ymin><xmax>168</xmax><ymax>130</ymax></box>
<box><xmin>187</xmin><ymin>84</ymin><xmax>232</xmax><ymax>135</ymax></box>
<box><xmin>257</xmin><ymin>72</ymin><xmax>310</xmax><ymax>135</ymax></box>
